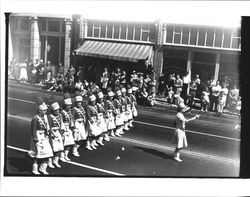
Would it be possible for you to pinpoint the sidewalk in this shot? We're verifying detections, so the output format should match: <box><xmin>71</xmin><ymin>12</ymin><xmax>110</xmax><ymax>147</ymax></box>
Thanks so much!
<box><xmin>7</xmin><ymin>78</ymin><xmax>240</xmax><ymax>120</ymax></box>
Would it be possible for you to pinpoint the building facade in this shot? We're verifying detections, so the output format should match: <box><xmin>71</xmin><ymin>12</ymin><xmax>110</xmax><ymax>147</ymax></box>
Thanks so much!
<box><xmin>7</xmin><ymin>13</ymin><xmax>241</xmax><ymax>87</ymax></box>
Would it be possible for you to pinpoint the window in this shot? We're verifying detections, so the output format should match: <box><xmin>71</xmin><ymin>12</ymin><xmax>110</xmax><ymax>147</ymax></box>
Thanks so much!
<box><xmin>87</xmin><ymin>21</ymin><xmax>93</xmax><ymax>37</ymax></box>
<box><xmin>223</xmin><ymin>29</ymin><xmax>231</xmax><ymax>48</ymax></box>
<box><xmin>190</xmin><ymin>27</ymin><xmax>198</xmax><ymax>45</ymax></box>
<box><xmin>197</xmin><ymin>28</ymin><xmax>206</xmax><ymax>46</ymax></box>
<box><xmin>120</xmin><ymin>24</ymin><xmax>127</xmax><ymax>40</ymax></box>
<box><xmin>48</xmin><ymin>21</ymin><xmax>60</xmax><ymax>32</ymax></box>
<box><xmin>231</xmin><ymin>29</ymin><xmax>241</xmax><ymax>49</ymax></box>
<box><xmin>173</xmin><ymin>26</ymin><xmax>181</xmax><ymax>44</ymax></box>
<box><xmin>93</xmin><ymin>22</ymin><xmax>100</xmax><ymax>38</ymax></box>
<box><xmin>166</xmin><ymin>25</ymin><xmax>174</xmax><ymax>43</ymax></box>
<box><xmin>134</xmin><ymin>25</ymin><xmax>141</xmax><ymax>41</ymax></box>
<box><xmin>127</xmin><ymin>24</ymin><xmax>134</xmax><ymax>40</ymax></box>
<box><xmin>214</xmin><ymin>28</ymin><xmax>223</xmax><ymax>48</ymax></box>
<box><xmin>181</xmin><ymin>26</ymin><xmax>189</xmax><ymax>45</ymax></box>
<box><xmin>41</xmin><ymin>20</ymin><xmax>46</xmax><ymax>31</ymax></box>
<box><xmin>106</xmin><ymin>23</ymin><xmax>113</xmax><ymax>39</ymax></box>
<box><xmin>206</xmin><ymin>28</ymin><xmax>214</xmax><ymax>47</ymax></box>
<box><xmin>113</xmin><ymin>24</ymin><xmax>120</xmax><ymax>39</ymax></box>
<box><xmin>19</xmin><ymin>19</ymin><xmax>29</xmax><ymax>30</ymax></box>
<box><xmin>100</xmin><ymin>23</ymin><xmax>106</xmax><ymax>38</ymax></box>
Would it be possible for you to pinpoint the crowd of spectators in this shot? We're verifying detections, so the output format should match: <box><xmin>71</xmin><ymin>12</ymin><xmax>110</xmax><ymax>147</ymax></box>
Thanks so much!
<box><xmin>157</xmin><ymin>72</ymin><xmax>241</xmax><ymax>116</ymax></box>
<box><xmin>8</xmin><ymin>57</ymin><xmax>241</xmax><ymax>116</ymax></box>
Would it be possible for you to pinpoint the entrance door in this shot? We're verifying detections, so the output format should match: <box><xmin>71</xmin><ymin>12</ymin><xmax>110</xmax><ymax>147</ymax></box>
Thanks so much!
<box><xmin>47</xmin><ymin>36</ymin><xmax>60</xmax><ymax>65</ymax></box>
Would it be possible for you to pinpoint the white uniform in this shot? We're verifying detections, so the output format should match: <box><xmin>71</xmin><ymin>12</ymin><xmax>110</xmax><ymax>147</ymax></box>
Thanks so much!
<box><xmin>174</xmin><ymin>112</ymin><xmax>188</xmax><ymax>149</ymax></box>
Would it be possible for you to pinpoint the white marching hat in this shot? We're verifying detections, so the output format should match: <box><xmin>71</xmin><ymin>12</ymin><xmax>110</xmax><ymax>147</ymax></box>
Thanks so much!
<box><xmin>132</xmin><ymin>86</ymin><xmax>138</xmax><ymax>91</ymax></box>
<box><xmin>38</xmin><ymin>102</ymin><xmax>48</xmax><ymax>111</ymax></box>
<box><xmin>75</xmin><ymin>95</ymin><xmax>83</xmax><ymax>102</ymax></box>
<box><xmin>127</xmin><ymin>88</ymin><xmax>132</xmax><ymax>93</ymax></box>
<box><xmin>121</xmin><ymin>88</ymin><xmax>126</xmax><ymax>93</ymax></box>
<box><xmin>116</xmin><ymin>90</ymin><xmax>122</xmax><ymax>96</ymax></box>
<box><xmin>64</xmin><ymin>98</ymin><xmax>72</xmax><ymax>105</ymax></box>
<box><xmin>107</xmin><ymin>91</ymin><xmax>114</xmax><ymax>97</ymax></box>
<box><xmin>97</xmin><ymin>92</ymin><xmax>104</xmax><ymax>99</ymax></box>
<box><xmin>51</xmin><ymin>102</ymin><xmax>60</xmax><ymax>111</ymax></box>
<box><xmin>89</xmin><ymin>94</ymin><xmax>96</xmax><ymax>102</ymax></box>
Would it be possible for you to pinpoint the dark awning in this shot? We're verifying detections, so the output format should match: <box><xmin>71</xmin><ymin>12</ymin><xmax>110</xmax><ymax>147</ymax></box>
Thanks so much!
<box><xmin>74</xmin><ymin>40</ymin><xmax>153</xmax><ymax>63</ymax></box>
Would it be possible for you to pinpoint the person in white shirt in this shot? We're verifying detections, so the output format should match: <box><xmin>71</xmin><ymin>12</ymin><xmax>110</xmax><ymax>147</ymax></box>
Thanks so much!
<box><xmin>201</xmin><ymin>87</ymin><xmax>210</xmax><ymax>112</ymax></box>
<box><xmin>182</xmin><ymin>72</ymin><xmax>191</xmax><ymax>104</ymax></box>
<box><xmin>172</xmin><ymin>102</ymin><xmax>200</xmax><ymax>162</ymax></box>
<box><xmin>209</xmin><ymin>81</ymin><xmax>221</xmax><ymax>112</ymax></box>
<box><xmin>217</xmin><ymin>83</ymin><xmax>229</xmax><ymax>116</ymax></box>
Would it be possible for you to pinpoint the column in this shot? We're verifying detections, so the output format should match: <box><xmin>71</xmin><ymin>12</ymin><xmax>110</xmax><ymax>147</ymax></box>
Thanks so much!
<box><xmin>214</xmin><ymin>53</ymin><xmax>220</xmax><ymax>81</ymax></box>
<box><xmin>30</xmin><ymin>16</ymin><xmax>40</xmax><ymax>61</ymax></box>
<box><xmin>64</xmin><ymin>18</ymin><xmax>72</xmax><ymax>75</ymax></box>
<box><xmin>153</xmin><ymin>49</ymin><xmax>163</xmax><ymax>81</ymax></box>
<box><xmin>186</xmin><ymin>50</ymin><xmax>193</xmax><ymax>95</ymax></box>
<box><xmin>8</xmin><ymin>15</ymin><xmax>14</xmax><ymax>64</ymax></box>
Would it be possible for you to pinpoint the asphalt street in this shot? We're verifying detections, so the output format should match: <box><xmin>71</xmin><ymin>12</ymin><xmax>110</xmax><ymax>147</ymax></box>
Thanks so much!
<box><xmin>5</xmin><ymin>81</ymin><xmax>241</xmax><ymax>177</ymax></box>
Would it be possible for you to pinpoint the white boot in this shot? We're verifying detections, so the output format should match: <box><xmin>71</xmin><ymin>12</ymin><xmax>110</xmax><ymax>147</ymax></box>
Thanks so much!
<box><xmin>129</xmin><ymin>120</ymin><xmax>133</xmax><ymax>127</ymax></box>
<box><xmin>39</xmin><ymin>162</ymin><xmax>49</xmax><ymax>175</ymax></box>
<box><xmin>173</xmin><ymin>152</ymin><xmax>183</xmax><ymax>162</ymax></box>
<box><xmin>115</xmin><ymin>128</ymin><xmax>122</xmax><ymax>137</ymax></box>
<box><xmin>72</xmin><ymin>145</ymin><xmax>80</xmax><ymax>157</ymax></box>
<box><xmin>53</xmin><ymin>156</ymin><xmax>61</xmax><ymax>168</ymax></box>
<box><xmin>97</xmin><ymin>136</ymin><xmax>104</xmax><ymax>146</ymax></box>
<box><xmin>59</xmin><ymin>152</ymin><xmax>67</xmax><ymax>162</ymax></box>
<box><xmin>32</xmin><ymin>162</ymin><xmax>40</xmax><ymax>175</ymax></box>
<box><xmin>48</xmin><ymin>158</ymin><xmax>55</xmax><ymax>168</ymax></box>
<box><xmin>64</xmin><ymin>149</ymin><xmax>71</xmax><ymax>161</ymax></box>
<box><xmin>90</xmin><ymin>140</ymin><xmax>97</xmax><ymax>150</ymax></box>
<box><xmin>104</xmin><ymin>133</ymin><xmax>110</xmax><ymax>141</ymax></box>
<box><xmin>124</xmin><ymin>123</ymin><xmax>129</xmax><ymax>131</ymax></box>
<box><xmin>93</xmin><ymin>139</ymin><xmax>99</xmax><ymax>147</ymax></box>
<box><xmin>110</xmin><ymin>130</ymin><xmax>116</xmax><ymax>137</ymax></box>
<box><xmin>86</xmin><ymin>140</ymin><xmax>93</xmax><ymax>151</ymax></box>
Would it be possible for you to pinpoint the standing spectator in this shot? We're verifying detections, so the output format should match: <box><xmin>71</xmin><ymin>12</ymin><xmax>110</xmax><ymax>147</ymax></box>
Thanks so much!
<box><xmin>194</xmin><ymin>74</ymin><xmax>201</xmax><ymax>99</ymax></box>
<box><xmin>37</xmin><ymin>59</ymin><xmax>45</xmax><ymax>85</ymax></box>
<box><xmin>174</xmin><ymin>74</ymin><xmax>183</xmax><ymax>95</ymax></box>
<box><xmin>13</xmin><ymin>63</ymin><xmax>20</xmax><ymax>81</ymax></box>
<box><xmin>137</xmin><ymin>73</ymin><xmax>144</xmax><ymax>90</ymax></box>
<box><xmin>187</xmin><ymin>80</ymin><xmax>197</xmax><ymax>109</ymax></box>
<box><xmin>100</xmin><ymin>67</ymin><xmax>109</xmax><ymax>93</ymax></box>
<box><xmin>143</xmin><ymin>74</ymin><xmax>151</xmax><ymax>91</ymax></box>
<box><xmin>57</xmin><ymin>63</ymin><xmax>64</xmax><ymax>77</ymax></box>
<box><xmin>217</xmin><ymin>83</ymin><xmax>228</xmax><ymax>116</ymax></box>
<box><xmin>76</xmin><ymin>66</ymin><xmax>84</xmax><ymax>83</ymax></box>
<box><xmin>182</xmin><ymin>71</ymin><xmax>191</xmax><ymax>104</ymax></box>
<box><xmin>166</xmin><ymin>74</ymin><xmax>176</xmax><ymax>97</ymax></box>
<box><xmin>45</xmin><ymin>61</ymin><xmax>52</xmax><ymax>82</ymax></box>
<box><xmin>174</xmin><ymin>90</ymin><xmax>184</xmax><ymax>107</ymax></box>
<box><xmin>130</xmin><ymin>70</ymin><xmax>138</xmax><ymax>87</ymax></box>
<box><xmin>228</xmin><ymin>84</ymin><xmax>239</xmax><ymax>114</ymax></box>
<box><xmin>120</xmin><ymin>70</ymin><xmax>127</xmax><ymax>87</ymax></box>
<box><xmin>140</xmin><ymin>87</ymin><xmax>148</xmax><ymax>106</ymax></box>
<box><xmin>149</xmin><ymin>75</ymin><xmax>156</xmax><ymax>95</ymax></box>
<box><xmin>26</xmin><ymin>57</ymin><xmax>33</xmax><ymax>83</ymax></box>
<box><xmin>167</xmin><ymin>86</ymin><xmax>174</xmax><ymax>104</ymax></box>
<box><xmin>68</xmin><ymin>65</ymin><xmax>75</xmax><ymax>76</ymax></box>
<box><xmin>200</xmin><ymin>87</ymin><xmax>210</xmax><ymax>112</ymax></box>
<box><xmin>209</xmin><ymin>81</ymin><xmax>221</xmax><ymax>112</ymax></box>
<box><xmin>75</xmin><ymin>79</ymin><xmax>84</xmax><ymax>93</ymax></box>
<box><xmin>9</xmin><ymin>57</ymin><xmax>16</xmax><ymax>78</ymax></box>
<box><xmin>157</xmin><ymin>73</ymin><xmax>166</xmax><ymax>97</ymax></box>
<box><xmin>19</xmin><ymin>62</ymin><xmax>28</xmax><ymax>83</ymax></box>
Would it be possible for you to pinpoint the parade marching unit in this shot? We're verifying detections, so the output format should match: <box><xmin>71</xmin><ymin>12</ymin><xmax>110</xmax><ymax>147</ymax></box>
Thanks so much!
<box><xmin>28</xmin><ymin>85</ymin><xmax>138</xmax><ymax>175</ymax></box>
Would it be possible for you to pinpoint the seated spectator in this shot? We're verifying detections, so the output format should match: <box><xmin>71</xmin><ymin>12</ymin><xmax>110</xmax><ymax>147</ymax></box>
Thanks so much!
<box><xmin>138</xmin><ymin>87</ymin><xmax>148</xmax><ymax>106</ymax></box>
<box><xmin>147</xmin><ymin>92</ymin><xmax>156</xmax><ymax>107</ymax></box>
<box><xmin>75</xmin><ymin>79</ymin><xmax>84</xmax><ymax>93</ymax></box>
<box><xmin>174</xmin><ymin>90</ymin><xmax>184</xmax><ymax>107</ymax></box>
<box><xmin>201</xmin><ymin>87</ymin><xmax>210</xmax><ymax>112</ymax></box>
<box><xmin>167</xmin><ymin>86</ymin><xmax>174</xmax><ymax>104</ymax></box>
<box><xmin>44</xmin><ymin>77</ymin><xmax>57</xmax><ymax>91</ymax></box>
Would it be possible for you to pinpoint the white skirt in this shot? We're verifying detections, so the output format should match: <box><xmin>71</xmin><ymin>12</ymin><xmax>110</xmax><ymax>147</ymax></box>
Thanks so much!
<box><xmin>115</xmin><ymin>114</ymin><xmax>124</xmax><ymax>126</ymax></box>
<box><xmin>174</xmin><ymin>128</ymin><xmax>188</xmax><ymax>149</ymax></box>
<box><xmin>62</xmin><ymin>125</ymin><xmax>75</xmax><ymax>146</ymax></box>
<box><xmin>50</xmin><ymin>129</ymin><xmax>64</xmax><ymax>152</ymax></box>
<box><xmin>28</xmin><ymin>130</ymin><xmax>54</xmax><ymax>159</ymax></box>
<box><xmin>132</xmin><ymin>104</ymin><xmax>138</xmax><ymax>117</ymax></box>
<box><xmin>87</xmin><ymin>120</ymin><xmax>102</xmax><ymax>137</ymax></box>
<box><xmin>74</xmin><ymin>121</ymin><xmax>88</xmax><ymax>141</ymax></box>
<box><xmin>19</xmin><ymin>68</ymin><xmax>28</xmax><ymax>80</ymax></box>
<box><xmin>98</xmin><ymin>113</ymin><xmax>108</xmax><ymax>133</ymax></box>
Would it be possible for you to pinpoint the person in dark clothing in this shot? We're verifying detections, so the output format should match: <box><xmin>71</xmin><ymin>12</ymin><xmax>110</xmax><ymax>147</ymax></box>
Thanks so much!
<box><xmin>157</xmin><ymin>74</ymin><xmax>165</xmax><ymax>97</ymax></box>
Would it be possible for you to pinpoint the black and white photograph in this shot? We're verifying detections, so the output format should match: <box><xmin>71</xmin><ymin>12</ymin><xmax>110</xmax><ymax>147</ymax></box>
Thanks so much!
<box><xmin>1</xmin><ymin>0</ymin><xmax>250</xmax><ymax>196</ymax></box>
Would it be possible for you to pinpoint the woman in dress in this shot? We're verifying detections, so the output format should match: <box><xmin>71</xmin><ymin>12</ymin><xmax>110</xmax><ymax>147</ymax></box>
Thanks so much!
<box><xmin>47</xmin><ymin>99</ymin><xmax>65</xmax><ymax>168</ymax></box>
<box><xmin>173</xmin><ymin>103</ymin><xmax>200</xmax><ymax>162</ymax></box>
<box><xmin>72</xmin><ymin>92</ymin><xmax>88</xmax><ymax>156</ymax></box>
<box><xmin>28</xmin><ymin>98</ymin><xmax>53</xmax><ymax>175</ymax></box>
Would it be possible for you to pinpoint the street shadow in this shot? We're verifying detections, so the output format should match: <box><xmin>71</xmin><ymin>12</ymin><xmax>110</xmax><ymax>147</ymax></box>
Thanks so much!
<box><xmin>133</xmin><ymin>146</ymin><xmax>173</xmax><ymax>160</ymax></box>
<box><xmin>6</xmin><ymin>155</ymin><xmax>31</xmax><ymax>175</ymax></box>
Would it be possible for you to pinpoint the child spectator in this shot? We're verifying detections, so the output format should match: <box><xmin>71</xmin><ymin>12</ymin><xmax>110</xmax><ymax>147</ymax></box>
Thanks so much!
<box><xmin>167</xmin><ymin>86</ymin><xmax>174</xmax><ymax>104</ymax></box>
<box><xmin>201</xmin><ymin>87</ymin><xmax>210</xmax><ymax>112</ymax></box>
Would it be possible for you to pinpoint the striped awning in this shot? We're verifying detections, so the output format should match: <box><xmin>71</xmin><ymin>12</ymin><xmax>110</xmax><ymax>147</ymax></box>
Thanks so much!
<box><xmin>74</xmin><ymin>40</ymin><xmax>153</xmax><ymax>62</ymax></box>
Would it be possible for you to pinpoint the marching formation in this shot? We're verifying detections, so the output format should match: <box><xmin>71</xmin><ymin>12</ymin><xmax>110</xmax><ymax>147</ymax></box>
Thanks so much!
<box><xmin>27</xmin><ymin>85</ymin><xmax>138</xmax><ymax>175</ymax></box>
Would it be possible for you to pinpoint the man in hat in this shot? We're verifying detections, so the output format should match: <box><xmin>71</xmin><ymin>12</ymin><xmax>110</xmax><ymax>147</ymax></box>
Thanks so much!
<box><xmin>72</xmin><ymin>92</ymin><xmax>88</xmax><ymax>156</ymax></box>
<box><xmin>96</xmin><ymin>91</ymin><xmax>108</xmax><ymax>144</ymax></box>
<box><xmin>113</xmin><ymin>89</ymin><xmax>125</xmax><ymax>136</ymax></box>
<box><xmin>173</xmin><ymin>102</ymin><xmax>200</xmax><ymax>162</ymax></box>
<box><xmin>60</xmin><ymin>93</ymin><xmax>75</xmax><ymax>161</ymax></box>
<box><xmin>86</xmin><ymin>94</ymin><xmax>102</xmax><ymax>150</ymax></box>
<box><xmin>105</xmin><ymin>90</ymin><xmax>117</xmax><ymax>138</ymax></box>
<box><xmin>47</xmin><ymin>98</ymin><xmax>65</xmax><ymax>168</ymax></box>
<box><xmin>28</xmin><ymin>97</ymin><xmax>54</xmax><ymax>175</ymax></box>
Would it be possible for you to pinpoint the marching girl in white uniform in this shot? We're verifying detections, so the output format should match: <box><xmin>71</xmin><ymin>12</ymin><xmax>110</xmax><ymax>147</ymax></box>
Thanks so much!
<box><xmin>60</xmin><ymin>93</ymin><xmax>75</xmax><ymax>161</ymax></box>
<box><xmin>113</xmin><ymin>89</ymin><xmax>125</xmax><ymax>136</ymax></box>
<box><xmin>28</xmin><ymin>98</ymin><xmax>54</xmax><ymax>175</ymax></box>
<box><xmin>105</xmin><ymin>91</ymin><xmax>117</xmax><ymax>138</ymax></box>
<box><xmin>131</xmin><ymin>87</ymin><xmax>138</xmax><ymax>119</ymax></box>
<box><xmin>96</xmin><ymin>91</ymin><xmax>109</xmax><ymax>144</ymax></box>
<box><xmin>125</xmin><ymin>87</ymin><xmax>134</xmax><ymax>127</ymax></box>
<box><xmin>121</xmin><ymin>87</ymin><xmax>130</xmax><ymax>132</ymax></box>
<box><xmin>47</xmin><ymin>99</ymin><xmax>65</xmax><ymax>168</ymax></box>
<box><xmin>72</xmin><ymin>92</ymin><xmax>88</xmax><ymax>156</ymax></box>
<box><xmin>173</xmin><ymin>102</ymin><xmax>200</xmax><ymax>162</ymax></box>
<box><xmin>86</xmin><ymin>94</ymin><xmax>103</xmax><ymax>150</ymax></box>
